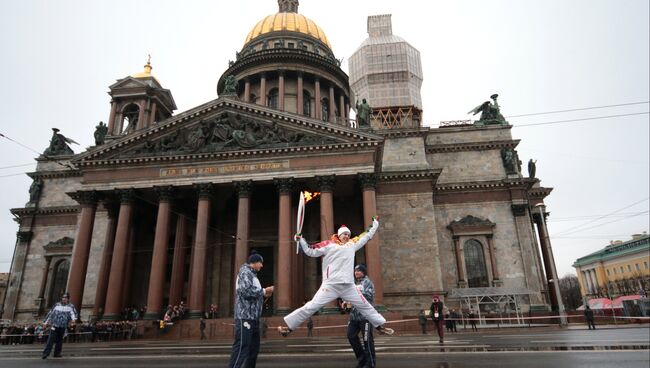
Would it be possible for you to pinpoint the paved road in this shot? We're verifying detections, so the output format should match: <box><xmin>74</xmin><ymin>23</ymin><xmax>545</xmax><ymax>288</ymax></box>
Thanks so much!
<box><xmin>1</xmin><ymin>326</ymin><xmax>648</xmax><ymax>367</ymax></box>
<box><xmin>0</xmin><ymin>351</ymin><xmax>648</xmax><ymax>368</ymax></box>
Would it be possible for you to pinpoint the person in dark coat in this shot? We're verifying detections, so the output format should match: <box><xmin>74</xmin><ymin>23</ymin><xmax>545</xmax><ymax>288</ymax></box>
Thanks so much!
<box><xmin>227</xmin><ymin>252</ymin><xmax>274</xmax><ymax>368</ymax></box>
<box><xmin>347</xmin><ymin>264</ymin><xmax>377</xmax><ymax>368</ymax></box>
<box><xmin>584</xmin><ymin>305</ymin><xmax>596</xmax><ymax>330</ymax></box>
<box><xmin>430</xmin><ymin>295</ymin><xmax>445</xmax><ymax>343</ymax></box>
<box><xmin>418</xmin><ymin>310</ymin><xmax>428</xmax><ymax>334</ymax></box>
<box><xmin>42</xmin><ymin>292</ymin><xmax>77</xmax><ymax>359</ymax></box>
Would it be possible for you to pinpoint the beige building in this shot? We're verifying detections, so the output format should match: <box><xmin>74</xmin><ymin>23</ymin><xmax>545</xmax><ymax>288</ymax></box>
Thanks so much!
<box><xmin>574</xmin><ymin>233</ymin><xmax>650</xmax><ymax>298</ymax></box>
<box><xmin>3</xmin><ymin>0</ymin><xmax>559</xmax><ymax>323</ymax></box>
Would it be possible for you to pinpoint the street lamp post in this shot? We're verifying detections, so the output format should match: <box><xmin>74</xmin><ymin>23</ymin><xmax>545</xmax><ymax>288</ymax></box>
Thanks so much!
<box><xmin>536</xmin><ymin>203</ymin><xmax>568</xmax><ymax>326</ymax></box>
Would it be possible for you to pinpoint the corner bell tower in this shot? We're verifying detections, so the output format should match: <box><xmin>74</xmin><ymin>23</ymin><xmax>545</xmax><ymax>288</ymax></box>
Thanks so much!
<box><xmin>106</xmin><ymin>58</ymin><xmax>177</xmax><ymax>139</ymax></box>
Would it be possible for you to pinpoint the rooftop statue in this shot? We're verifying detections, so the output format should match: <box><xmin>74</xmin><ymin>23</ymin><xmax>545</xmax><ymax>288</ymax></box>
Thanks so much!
<box><xmin>222</xmin><ymin>75</ymin><xmax>238</xmax><ymax>96</ymax></box>
<box><xmin>43</xmin><ymin>128</ymin><xmax>77</xmax><ymax>156</ymax></box>
<box><xmin>468</xmin><ymin>93</ymin><xmax>508</xmax><ymax>125</ymax></box>
<box><xmin>528</xmin><ymin>159</ymin><xmax>537</xmax><ymax>179</ymax></box>
<box><xmin>28</xmin><ymin>178</ymin><xmax>43</xmax><ymax>205</ymax></box>
<box><xmin>355</xmin><ymin>98</ymin><xmax>372</xmax><ymax>128</ymax></box>
<box><xmin>94</xmin><ymin>121</ymin><xmax>108</xmax><ymax>145</ymax></box>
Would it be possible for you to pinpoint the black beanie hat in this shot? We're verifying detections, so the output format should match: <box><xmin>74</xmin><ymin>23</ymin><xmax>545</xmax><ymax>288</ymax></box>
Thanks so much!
<box><xmin>354</xmin><ymin>264</ymin><xmax>367</xmax><ymax>275</ymax></box>
<box><xmin>248</xmin><ymin>251</ymin><xmax>264</xmax><ymax>264</ymax></box>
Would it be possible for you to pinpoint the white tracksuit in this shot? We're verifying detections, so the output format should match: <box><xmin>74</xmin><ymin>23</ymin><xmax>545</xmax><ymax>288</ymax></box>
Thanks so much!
<box><xmin>283</xmin><ymin>220</ymin><xmax>386</xmax><ymax>330</ymax></box>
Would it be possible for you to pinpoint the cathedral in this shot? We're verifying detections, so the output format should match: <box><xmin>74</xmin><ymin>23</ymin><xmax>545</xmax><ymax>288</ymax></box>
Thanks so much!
<box><xmin>3</xmin><ymin>0</ymin><xmax>561</xmax><ymax>323</ymax></box>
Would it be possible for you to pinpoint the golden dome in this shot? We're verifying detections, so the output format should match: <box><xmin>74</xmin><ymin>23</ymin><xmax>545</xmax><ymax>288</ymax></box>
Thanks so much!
<box><xmin>131</xmin><ymin>56</ymin><xmax>160</xmax><ymax>83</ymax></box>
<box><xmin>245</xmin><ymin>12</ymin><xmax>331</xmax><ymax>49</ymax></box>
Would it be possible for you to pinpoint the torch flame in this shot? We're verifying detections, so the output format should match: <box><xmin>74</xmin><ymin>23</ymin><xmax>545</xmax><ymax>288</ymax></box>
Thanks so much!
<box><xmin>303</xmin><ymin>191</ymin><xmax>321</xmax><ymax>203</ymax></box>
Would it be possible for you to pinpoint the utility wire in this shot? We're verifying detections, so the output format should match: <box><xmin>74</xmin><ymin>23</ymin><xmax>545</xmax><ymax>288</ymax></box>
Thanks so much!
<box><xmin>513</xmin><ymin>112</ymin><xmax>649</xmax><ymax>128</ymax></box>
<box><xmin>553</xmin><ymin>197</ymin><xmax>649</xmax><ymax>237</ymax></box>
<box><xmin>548</xmin><ymin>211</ymin><xmax>650</xmax><ymax>222</ymax></box>
<box><xmin>0</xmin><ymin>163</ymin><xmax>36</xmax><ymax>170</ymax></box>
<box><xmin>0</xmin><ymin>132</ymin><xmax>77</xmax><ymax>171</ymax></box>
<box><xmin>553</xmin><ymin>211</ymin><xmax>648</xmax><ymax>237</ymax></box>
<box><xmin>506</xmin><ymin>101</ymin><xmax>650</xmax><ymax>118</ymax></box>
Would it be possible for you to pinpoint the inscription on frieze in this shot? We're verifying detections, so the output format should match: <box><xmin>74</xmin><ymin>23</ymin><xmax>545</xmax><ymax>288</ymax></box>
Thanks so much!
<box><xmin>160</xmin><ymin>161</ymin><xmax>290</xmax><ymax>178</ymax></box>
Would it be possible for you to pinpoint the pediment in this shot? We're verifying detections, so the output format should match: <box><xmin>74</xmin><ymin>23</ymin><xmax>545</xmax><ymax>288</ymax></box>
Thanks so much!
<box><xmin>109</xmin><ymin>77</ymin><xmax>150</xmax><ymax>90</ymax></box>
<box><xmin>76</xmin><ymin>98</ymin><xmax>382</xmax><ymax>166</ymax></box>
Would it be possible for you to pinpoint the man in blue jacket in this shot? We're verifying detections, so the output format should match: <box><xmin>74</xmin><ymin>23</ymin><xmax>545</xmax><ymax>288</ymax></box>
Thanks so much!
<box><xmin>228</xmin><ymin>252</ymin><xmax>274</xmax><ymax>368</ymax></box>
<box><xmin>42</xmin><ymin>292</ymin><xmax>77</xmax><ymax>359</ymax></box>
<box><xmin>347</xmin><ymin>264</ymin><xmax>377</xmax><ymax>368</ymax></box>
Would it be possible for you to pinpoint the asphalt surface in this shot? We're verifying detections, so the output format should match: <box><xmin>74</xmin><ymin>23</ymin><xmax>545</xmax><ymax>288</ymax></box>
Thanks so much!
<box><xmin>0</xmin><ymin>326</ymin><xmax>648</xmax><ymax>367</ymax></box>
<box><xmin>0</xmin><ymin>351</ymin><xmax>648</xmax><ymax>368</ymax></box>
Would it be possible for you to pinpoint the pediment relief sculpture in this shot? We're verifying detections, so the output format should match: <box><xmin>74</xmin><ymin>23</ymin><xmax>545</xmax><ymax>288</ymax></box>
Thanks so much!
<box><xmin>119</xmin><ymin>112</ymin><xmax>337</xmax><ymax>158</ymax></box>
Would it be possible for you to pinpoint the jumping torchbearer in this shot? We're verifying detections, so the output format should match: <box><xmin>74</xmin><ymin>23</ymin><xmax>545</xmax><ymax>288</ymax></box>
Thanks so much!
<box><xmin>277</xmin><ymin>216</ymin><xmax>394</xmax><ymax>337</ymax></box>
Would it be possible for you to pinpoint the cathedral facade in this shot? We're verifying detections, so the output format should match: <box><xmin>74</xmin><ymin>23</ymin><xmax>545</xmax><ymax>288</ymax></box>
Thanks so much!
<box><xmin>3</xmin><ymin>0</ymin><xmax>559</xmax><ymax>322</ymax></box>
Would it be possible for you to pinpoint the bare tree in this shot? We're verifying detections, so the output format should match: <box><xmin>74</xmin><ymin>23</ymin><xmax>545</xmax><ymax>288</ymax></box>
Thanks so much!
<box><xmin>559</xmin><ymin>274</ymin><xmax>583</xmax><ymax>310</ymax></box>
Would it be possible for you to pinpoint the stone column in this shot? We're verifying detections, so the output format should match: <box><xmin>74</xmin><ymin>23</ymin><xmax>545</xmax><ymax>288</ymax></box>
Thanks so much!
<box><xmin>103</xmin><ymin>189</ymin><xmax>135</xmax><ymax>320</ymax></box>
<box><xmin>452</xmin><ymin>236</ymin><xmax>467</xmax><ymax>287</ymax></box>
<box><xmin>66</xmin><ymin>191</ymin><xmax>99</xmax><ymax>312</ymax></box>
<box><xmin>168</xmin><ymin>215</ymin><xmax>188</xmax><ymax>306</ymax></box>
<box><xmin>297</xmin><ymin>73</ymin><xmax>304</xmax><ymax>115</ymax></box>
<box><xmin>278</xmin><ymin>71</ymin><xmax>285</xmax><ymax>110</ymax></box>
<box><xmin>274</xmin><ymin>178</ymin><xmax>294</xmax><ymax>315</ymax></box>
<box><xmin>358</xmin><ymin>173</ymin><xmax>384</xmax><ymax>306</ymax></box>
<box><xmin>121</xmin><ymin>226</ymin><xmax>136</xmax><ymax>309</ymax></box>
<box><xmin>260</xmin><ymin>74</ymin><xmax>267</xmax><ymax>106</ymax></box>
<box><xmin>486</xmin><ymin>235</ymin><xmax>501</xmax><ymax>285</ymax></box>
<box><xmin>244</xmin><ymin>79</ymin><xmax>251</xmax><ymax>102</ymax></box>
<box><xmin>345</xmin><ymin>103</ymin><xmax>350</xmax><ymax>119</ymax></box>
<box><xmin>92</xmin><ymin>204</ymin><xmax>118</xmax><ymax>319</ymax></box>
<box><xmin>339</xmin><ymin>94</ymin><xmax>345</xmax><ymax>124</ymax></box>
<box><xmin>188</xmin><ymin>184</ymin><xmax>212</xmax><ymax>318</ymax></box>
<box><xmin>107</xmin><ymin>100</ymin><xmax>118</xmax><ymax>135</ymax></box>
<box><xmin>2</xmin><ymin>231</ymin><xmax>33</xmax><ymax>319</ymax></box>
<box><xmin>329</xmin><ymin>86</ymin><xmax>336</xmax><ymax>123</ymax></box>
<box><xmin>314</xmin><ymin>79</ymin><xmax>321</xmax><ymax>120</ymax></box>
<box><xmin>137</xmin><ymin>100</ymin><xmax>146</xmax><ymax>130</ymax></box>
<box><xmin>316</xmin><ymin>175</ymin><xmax>337</xmax><ymax>309</ymax></box>
<box><xmin>234</xmin><ymin>181</ymin><xmax>253</xmax><ymax>276</ymax></box>
<box><xmin>580</xmin><ymin>270</ymin><xmax>589</xmax><ymax>295</ymax></box>
<box><xmin>533</xmin><ymin>207</ymin><xmax>561</xmax><ymax>312</ymax></box>
<box><xmin>589</xmin><ymin>269</ymin><xmax>599</xmax><ymax>294</ymax></box>
<box><xmin>144</xmin><ymin>186</ymin><xmax>175</xmax><ymax>320</ymax></box>
<box><xmin>149</xmin><ymin>102</ymin><xmax>157</xmax><ymax>126</ymax></box>
<box><xmin>36</xmin><ymin>256</ymin><xmax>52</xmax><ymax>315</ymax></box>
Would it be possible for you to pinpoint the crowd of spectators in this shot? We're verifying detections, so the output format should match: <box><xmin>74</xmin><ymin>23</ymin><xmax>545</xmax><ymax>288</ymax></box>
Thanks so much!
<box><xmin>0</xmin><ymin>320</ymin><xmax>140</xmax><ymax>345</ymax></box>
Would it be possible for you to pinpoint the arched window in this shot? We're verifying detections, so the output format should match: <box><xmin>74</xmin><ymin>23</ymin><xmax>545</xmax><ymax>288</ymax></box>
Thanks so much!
<box><xmin>464</xmin><ymin>239</ymin><xmax>489</xmax><ymax>287</ymax></box>
<box><xmin>321</xmin><ymin>98</ymin><xmax>329</xmax><ymax>121</ymax></box>
<box><xmin>303</xmin><ymin>90</ymin><xmax>311</xmax><ymax>117</ymax></box>
<box><xmin>122</xmin><ymin>103</ymin><xmax>140</xmax><ymax>134</ymax></box>
<box><xmin>267</xmin><ymin>88</ymin><xmax>279</xmax><ymax>109</ymax></box>
<box><xmin>48</xmin><ymin>259</ymin><xmax>70</xmax><ymax>307</ymax></box>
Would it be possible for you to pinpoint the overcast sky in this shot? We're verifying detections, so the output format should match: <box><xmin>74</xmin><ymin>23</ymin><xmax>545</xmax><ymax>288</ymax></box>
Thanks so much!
<box><xmin>1</xmin><ymin>0</ymin><xmax>648</xmax><ymax>279</ymax></box>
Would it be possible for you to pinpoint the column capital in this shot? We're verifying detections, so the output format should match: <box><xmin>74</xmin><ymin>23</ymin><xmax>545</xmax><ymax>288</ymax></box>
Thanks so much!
<box><xmin>316</xmin><ymin>175</ymin><xmax>336</xmax><ymax>192</ymax></box>
<box><xmin>116</xmin><ymin>188</ymin><xmax>136</xmax><ymax>204</ymax></box>
<box><xmin>234</xmin><ymin>180</ymin><xmax>253</xmax><ymax>198</ymax></box>
<box><xmin>357</xmin><ymin>173</ymin><xmax>378</xmax><ymax>189</ymax></box>
<box><xmin>194</xmin><ymin>183</ymin><xmax>213</xmax><ymax>199</ymax></box>
<box><xmin>274</xmin><ymin>177</ymin><xmax>295</xmax><ymax>194</ymax></box>
<box><xmin>532</xmin><ymin>211</ymin><xmax>549</xmax><ymax>222</ymax></box>
<box><xmin>16</xmin><ymin>230</ymin><xmax>33</xmax><ymax>243</ymax></box>
<box><xmin>154</xmin><ymin>186</ymin><xmax>175</xmax><ymax>202</ymax></box>
<box><xmin>511</xmin><ymin>203</ymin><xmax>528</xmax><ymax>217</ymax></box>
<box><xmin>69</xmin><ymin>190</ymin><xmax>99</xmax><ymax>206</ymax></box>
<box><xmin>103</xmin><ymin>201</ymin><xmax>120</xmax><ymax>218</ymax></box>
